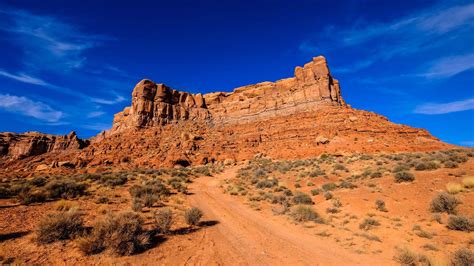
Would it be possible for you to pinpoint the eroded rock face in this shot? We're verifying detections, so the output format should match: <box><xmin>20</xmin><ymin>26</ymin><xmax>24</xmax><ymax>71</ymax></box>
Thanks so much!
<box><xmin>111</xmin><ymin>80</ymin><xmax>210</xmax><ymax>132</ymax></box>
<box><xmin>0</xmin><ymin>131</ymin><xmax>88</xmax><ymax>159</ymax></box>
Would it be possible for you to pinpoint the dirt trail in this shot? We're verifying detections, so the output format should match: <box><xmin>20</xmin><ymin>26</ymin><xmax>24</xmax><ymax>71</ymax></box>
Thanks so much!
<box><xmin>185</xmin><ymin>166</ymin><xmax>391</xmax><ymax>265</ymax></box>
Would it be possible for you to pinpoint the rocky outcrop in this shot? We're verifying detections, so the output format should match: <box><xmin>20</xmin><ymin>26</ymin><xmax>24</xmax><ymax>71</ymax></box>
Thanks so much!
<box><xmin>111</xmin><ymin>80</ymin><xmax>210</xmax><ymax>133</ymax></box>
<box><xmin>0</xmin><ymin>131</ymin><xmax>88</xmax><ymax>159</ymax></box>
<box><xmin>204</xmin><ymin>56</ymin><xmax>345</xmax><ymax>122</ymax></box>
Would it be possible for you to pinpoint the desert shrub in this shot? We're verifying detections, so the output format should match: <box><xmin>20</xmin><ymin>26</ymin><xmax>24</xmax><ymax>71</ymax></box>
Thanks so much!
<box><xmin>253</xmin><ymin>168</ymin><xmax>267</xmax><ymax>178</ymax></box>
<box><xmin>322</xmin><ymin>182</ymin><xmax>337</xmax><ymax>191</ymax></box>
<box><xmin>36</xmin><ymin>209</ymin><xmax>84</xmax><ymax>244</ymax></box>
<box><xmin>129</xmin><ymin>180</ymin><xmax>170</xmax><ymax>203</ymax></box>
<box><xmin>292</xmin><ymin>192</ymin><xmax>313</xmax><ymax>205</ymax></box>
<box><xmin>451</xmin><ymin>248</ymin><xmax>474</xmax><ymax>266</ymax></box>
<box><xmin>55</xmin><ymin>200</ymin><xmax>76</xmax><ymax>211</ymax></box>
<box><xmin>446</xmin><ymin>183</ymin><xmax>463</xmax><ymax>194</ymax></box>
<box><xmin>359</xmin><ymin>218</ymin><xmax>380</xmax><ymax>230</ymax></box>
<box><xmin>375</xmin><ymin>199</ymin><xmax>388</xmax><ymax>212</ymax></box>
<box><xmin>370</xmin><ymin>171</ymin><xmax>382</xmax><ymax>178</ymax></box>
<box><xmin>323</xmin><ymin>191</ymin><xmax>333</xmax><ymax>200</ymax></box>
<box><xmin>430</xmin><ymin>192</ymin><xmax>460</xmax><ymax>214</ymax></box>
<box><xmin>394</xmin><ymin>247</ymin><xmax>424</xmax><ymax>266</ymax></box>
<box><xmin>447</xmin><ymin>216</ymin><xmax>474</xmax><ymax>232</ymax></box>
<box><xmin>326</xmin><ymin>207</ymin><xmax>339</xmax><ymax>213</ymax></box>
<box><xmin>339</xmin><ymin>181</ymin><xmax>357</xmax><ymax>189</ymax></box>
<box><xmin>394</xmin><ymin>172</ymin><xmax>415</xmax><ymax>183</ymax></box>
<box><xmin>255</xmin><ymin>178</ymin><xmax>277</xmax><ymax>189</ymax></box>
<box><xmin>77</xmin><ymin>212</ymin><xmax>149</xmax><ymax>256</ymax></box>
<box><xmin>462</xmin><ymin>177</ymin><xmax>474</xmax><ymax>188</ymax></box>
<box><xmin>131</xmin><ymin>198</ymin><xmax>143</xmax><ymax>212</ymax></box>
<box><xmin>414</xmin><ymin>228</ymin><xmax>433</xmax><ymax>239</ymax></box>
<box><xmin>414</xmin><ymin>161</ymin><xmax>439</xmax><ymax>171</ymax></box>
<box><xmin>184</xmin><ymin>207</ymin><xmax>203</xmax><ymax>227</ymax></box>
<box><xmin>432</xmin><ymin>213</ymin><xmax>442</xmax><ymax>224</ymax></box>
<box><xmin>444</xmin><ymin>161</ymin><xmax>458</xmax><ymax>168</ymax></box>
<box><xmin>30</xmin><ymin>176</ymin><xmax>48</xmax><ymax>187</ymax></box>
<box><xmin>310</xmin><ymin>189</ymin><xmax>320</xmax><ymax>196</ymax></box>
<box><xmin>393</xmin><ymin>163</ymin><xmax>410</xmax><ymax>173</ymax></box>
<box><xmin>95</xmin><ymin>196</ymin><xmax>109</xmax><ymax>204</ymax></box>
<box><xmin>44</xmin><ymin>179</ymin><xmax>88</xmax><ymax>199</ymax></box>
<box><xmin>290</xmin><ymin>205</ymin><xmax>322</xmax><ymax>223</ymax></box>
<box><xmin>154</xmin><ymin>208</ymin><xmax>173</xmax><ymax>234</ymax></box>
<box><xmin>99</xmin><ymin>174</ymin><xmax>127</xmax><ymax>187</ymax></box>
<box><xmin>333</xmin><ymin>164</ymin><xmax>348</xmax><ymax>171</ymax></box>
<box><xmin>307</xmin><ymin>181</ymin><xmax>314</xmax><ymax>186</ymax></box>
<box><xmin>331</xmin><ymin>198</ymin><xmax>342</xmax><ymax>207</ymax></box>
<box><xmin>192</xmin><ymin>166</ymin><xmax>211</xmax><ymax>176</ymax></box>
<box><xmin>18</xmin><ymin>189</ymin><xmax>47</xmax><ymax>205</ymax></box>
<box><xmin>309</xmin><ymin>169</ymin><xmax>325</xmax><ymax>177</ymax></box>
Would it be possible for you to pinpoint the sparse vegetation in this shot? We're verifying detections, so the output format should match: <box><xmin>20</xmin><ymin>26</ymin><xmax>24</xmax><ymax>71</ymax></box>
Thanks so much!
<box><xmin>36</xmin><ymin>209</ymin><xmax>84</xmax><ymax>244</ymax></box>
<box><xmin>430</xmin><ymin>192</ymin><xmax>460</xmax><ymax>214</ymax></box>
<box><xmin>154</xmin><ymin>208</ymin><xmax>173</xmax><ymax>234</ymax></box>
<box><xmin>446</xmin><ymin>183</ymin><xmax>463</xmax><ymax>194</ymax></box>
<box><xmin>447</xmin><ymin>215</ymin><xmax>474</xmax><ymax>232</ymax></box>
<box><xmin>394</xmin><ymin>172</ymin><xmax>415</xmax><ymax>183</ymax></box>
<box><xmin>184</xmin><ymin>207</ymin><xmax>203</xmax><ymax>227</ymax></box>
<box><xmin>462</xmin><ymin>177</ymin><xmax>474</xmax><ymax>188</ymax></box>
<box><xmin>451</xmin><ymin>248</ymin><xmax>474</xmax><ymax>266</ymax></box>
<box><xmin>359</xmin><ymin>218</ymin><xmax>380</xmax><ymax>231</ymax></box>
<box><xmin>290</xmin><ymin>205</ymin><xmax>322</xmax><ymax>223</ymax></box>
<box><xmin>77</xmin><ymin>212</ymin><xmax>149</xmax><ymax>256</ymax></box>
<box><xmin>375</xmin><ymin>199</ymin><xmax>388</xmax><ymax>212</ymax></box>
<box><xmin>292</xmin><ymin>192</ymin><xmax>313</xmax><ymax>205</ymax></box>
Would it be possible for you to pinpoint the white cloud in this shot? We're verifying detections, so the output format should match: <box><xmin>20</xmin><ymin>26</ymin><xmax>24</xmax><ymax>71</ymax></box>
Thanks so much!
<box><xmin>0</xmin><ymin>8</ymin><xmax>110</xmax><ymax>71</ymax></box>
<box><xmin>420</xmin><ymin>53</ymin><xmax>474</xmax><ymax>78</ymax></box>
<box><xmin>87</xmin><ymin>111</ymin><xmax>106</xmax><ymax>118</ymax></box>
<box><xmin>0</xmin><ymin>70</ymin><xmax>50</xmax><ymax>86</ymax></box>
<box><xmin>414</xmin><ymin>98</ymin><xmax>474</xmax><ymax>114</ymax></box>
<box><xmin>0</xmin><ymin>94</ymin><xmax>63</xmax><ymax>122</ymax></box>
<box><xmin>91</xmin><ymin>95</ymin><xmax>126</xmax><ymax>105</ymax></box>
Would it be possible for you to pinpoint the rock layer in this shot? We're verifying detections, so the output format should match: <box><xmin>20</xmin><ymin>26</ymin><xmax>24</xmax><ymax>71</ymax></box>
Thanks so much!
<box><xmin>0</xmin><ymin>131</ymin><xmax>88</xmax><ymax>159</ymax></box>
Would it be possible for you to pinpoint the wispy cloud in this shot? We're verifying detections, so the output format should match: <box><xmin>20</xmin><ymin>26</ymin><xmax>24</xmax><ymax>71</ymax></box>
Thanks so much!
<box><xmin>0</xmin><ymin>70</ymin><xmax>50</xmax><ymax>86</ymax></box>
<box><xmin>91</xmin><ymin>95</ymin><xmax>126</xmax><ymax>105</ymax></box>
<box><xmin>300</xmin><ymin>2</ymin><xmax>474</xmax><ymax>73</ymax></box>
<box><xmin>0</xmin><ymin>94</ymin><xmax>63</xmax><ymax>122</ymax></box>
<box><xmin>87</xmin><ymin>111</ymin><xmax>106</xmax><ymax>118</ymax></box>
<box><xmin>460</xmin><ymin>140</ymin><xmax>474</xmax><ymax>147</ymax></box>
<box><xmin>0</xmin><ymin>8</ymin><xmax>110</xmax><ymax>71</ymax></box>
<box><xmin>418</xmin><ymin>53</ymin><xmax>474</xmax><ymax>78</ymax></box>
<box><xmin>414</xmin><ymin>98</ymin><xmax>474</xmax><ymax>115</ymax></box>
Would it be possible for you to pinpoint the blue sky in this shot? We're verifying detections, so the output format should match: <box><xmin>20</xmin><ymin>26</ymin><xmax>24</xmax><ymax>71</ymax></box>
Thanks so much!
<box><xmin>0</xmin><ymin>0</ymin><xmax>473</xmax><ymax>146</ymax></box>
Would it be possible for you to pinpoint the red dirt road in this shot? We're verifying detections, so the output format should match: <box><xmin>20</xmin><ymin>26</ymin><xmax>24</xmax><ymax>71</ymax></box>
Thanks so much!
<box><xmin>185</xmin><ymin>167</ymin><xmax>392</xmax><ymax>265</ymax></box>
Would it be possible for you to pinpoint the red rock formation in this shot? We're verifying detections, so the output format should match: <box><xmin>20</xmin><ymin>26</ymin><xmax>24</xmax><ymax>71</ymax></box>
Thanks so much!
<box><xmin>0</xmin><ymin>55</ymin><xmax>454</xmax><ymax>175</ymax></box>
<box><xmin>0</xmin><ymin>131</ymin><xmax>88</xmax><ymax>159</ymax></box>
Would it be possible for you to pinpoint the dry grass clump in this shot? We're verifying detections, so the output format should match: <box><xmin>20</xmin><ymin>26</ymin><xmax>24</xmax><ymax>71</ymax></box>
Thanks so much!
<box><xmin>154</xmin><ymin>208</ymin><xmax>173</xmax><ymax>234</ymax></box>
<box><xmin>394</xmin><ymin>247</ymin><xmax>433</xmax><ymax>266</ymax></box>
<box><xmin>394</xmin><ymin>172</ymin><xmax>415</xmax><ymax>183</ymax></box>
<box><xmin>462</xmin><ymin>177</ymin><xmax>474</xmax><ymax>189</ymax></box>
<box><xmin>446</xmin><ymin>183</ymin><xmax>463</xmax><ymax>194</ymax></box>
<box><xmin>430</xmin><ymin>192</ymin><xmax>460</xmax><ymax>214</ymax></box>
<box><xmin>452</xmin><ymin>248</ymin><xmax>474</xmax><ymax>266</ymax></box>
<box><xmin>323</xmin><ymin>191</ymin><xmax>333</xmax><ymax>200</ymax></box>
<box><xmin>375</xmin><ymin>199</ymin><xmax>388</xmax><ymax>212</ymax></box>
<box><xmin>77</xmin><ymin>212</ymin><xmax>149</xmax><ymax>256</ymax></box>
<box><xmin>447</xmin><ymin>215</ymin><xmax>474</xmax><ymax>232</ymax></box>
<box><xmin>292</xmin><ymin>192</ymin><xmax>313</xmax><ymax>205</ymax></box>
<box><xmin>290</xmin><ymin>205</ymin><xmax>323</xmax><ymax>223</ymax></box>
<box><xmin>36</xmin><ymin>209</ymin><xmax>84</xmax><ymax>244</ymax></box>
<box><xmin>359</xmin><ymin>218</ymin><xmax>380</xmax><ymax>231</ymax></box>
<box><xmin>184</xmin><ymin>207</ymin><xmax>203</xmax><ymax>227</ymax></box>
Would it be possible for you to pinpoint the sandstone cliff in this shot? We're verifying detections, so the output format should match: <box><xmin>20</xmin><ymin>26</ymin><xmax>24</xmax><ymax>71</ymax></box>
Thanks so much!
<box><xmin>0</xmin><ymin>131</ymin><xmax>88</xmax><ymax>159</ymax></box>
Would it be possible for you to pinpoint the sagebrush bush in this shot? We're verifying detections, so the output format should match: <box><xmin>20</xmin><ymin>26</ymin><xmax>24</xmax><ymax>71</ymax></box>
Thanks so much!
<box><xmin>451</xmin><ymin>248</ymin><xmax>474</xmax><ymax>266</ymax></box>
<box><xmin>375</xmin><ymin>199</ymin><xmax>388</xmax><ymax>212</ymax></box>
<box><xmin>446</xmin><ymin>183</ymin><xmax>463</xmax><ymax>194</ymax></box>
<box><xmin>462</xmin><ymin>177</ymin><xmax>474</xmax><ymax>188</ymax></box>
<box><xmin>430</xmin><ymin>192</ymin><xmax>460</xmax><ymax>214</ymax></box>
<box><xmin>154</xmin><ymin>208</ymin><xmax>173</xmax><ymax>234</ymax></box>
<box><xmin>184</xmin><ymin>207</ymin><xmax>203</xmax><ymax>227</ymax></box>
<box><xmin>359</xmin><ymin>218</ymin><xmax>380</xmax><ymax>231</ymax></box>
<box><xmin>290</xmin><ymin>205</ymin><xmax>322</xmax><ymax>223</ymax></box>
<box><xmin>36</xmin><ymin>209</ymin><xmax>84</xmax><ymax>244</ymax></box>
<box><xmin>394</xmin><ymin>172</ymin><xmax>415</xmax><ymax>183</ymax></box>
<box><xmin>447</xmin><ymin>215</ymin><xmax>474</xmax><ymax>232</ymax></box>
<box><xmin>44</xmin><ymin>179</ymin><xmax>88</xmax><ymax>199</ymax></box>
<box><xmin>322</xmin><ymin>182</ymin><xmax>337</xmax><ymax>191</ymax></box>
<box><xmin>323</xmin><ymin>191</ymin><xmax>333</xmax><ymax>200</ymax></box>
<box><xmin>77</xmin><ymin>212</ymin><xmax>149</xmax><ymax>256</ymax></box>
<box><xmin>394</xmin><ymin>247</ymin><xmax>423</xmax><ymax>266</ymax></box>
<box><xmin>414</xmin><ymin>161</ymin><xmax>439</xmax><ymax>171</ymax></box>
<box><xmin>292</xmin><ymin>192</ymin><xmax>313</xmax><ymax>205</ymax></box>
